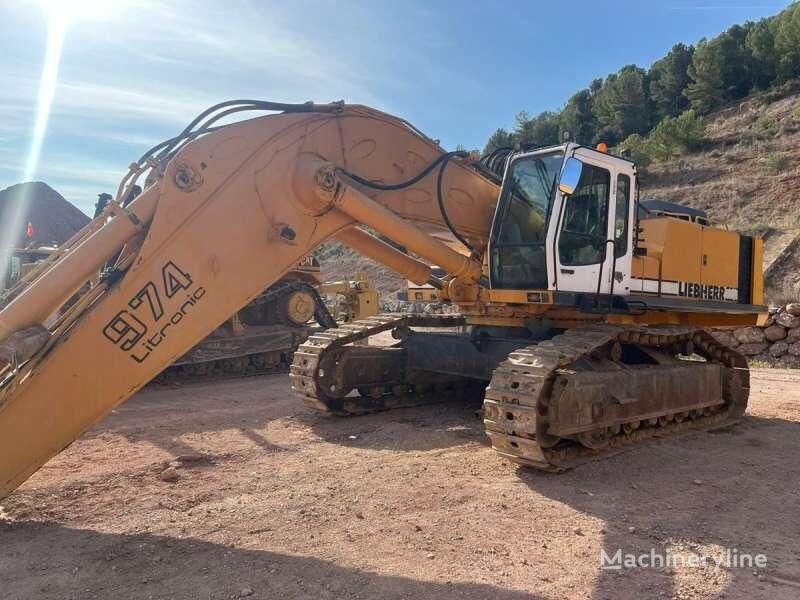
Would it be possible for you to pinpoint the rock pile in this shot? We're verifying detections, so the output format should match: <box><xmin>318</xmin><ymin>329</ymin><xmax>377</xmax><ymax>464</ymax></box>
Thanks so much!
<box><xmin>711</xmin><ymin>303</ymin><xmax>800</xmax><ymax>365</ymax></box>
<box><xmin>0</xmin><ymin>182</ymin><xmax>89</xmax><ymax>248</ymax></box>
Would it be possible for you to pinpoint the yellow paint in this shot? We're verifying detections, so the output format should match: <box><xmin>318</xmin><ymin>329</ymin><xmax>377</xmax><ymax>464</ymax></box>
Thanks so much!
<box><xmin>701</xmin><ymin>227</ymin><xmax>739</xmax><ymax>287</ymax></box>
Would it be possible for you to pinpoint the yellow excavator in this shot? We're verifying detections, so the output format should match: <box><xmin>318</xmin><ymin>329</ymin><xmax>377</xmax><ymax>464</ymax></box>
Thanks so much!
<box><xmin>0</xmin><ymin>100</ymin><xmax>765</xmax><ymax>500</ymax></box>
<box><xmin>161</xmin><ymin>255</ymin><xmax>333</xmax><ymax>379</ymax></box>
<box><xmin>161</xmin><ymin>264</ymin><xmax>378</xmax><ymax>380</ymax></box>
<box><xmin>319</xmin><ymin>272</ymin><xmax>380</xmax><ymax>323</ymax></box>
<box><xmin>1</xmin><ymin>246</ymin><xmax>57</xmax><ymax>295</ymax></box>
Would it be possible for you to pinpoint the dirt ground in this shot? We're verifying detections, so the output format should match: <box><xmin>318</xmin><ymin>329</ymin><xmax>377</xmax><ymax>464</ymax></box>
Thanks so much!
<box><xmin>1</xmin><ymin>368</ymin><xmax>800</xmax><ymax>600</ymax></box>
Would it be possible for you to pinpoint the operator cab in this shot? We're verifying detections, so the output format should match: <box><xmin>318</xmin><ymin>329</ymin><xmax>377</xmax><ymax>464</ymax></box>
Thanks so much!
<box><xmin>488</xmin><ymin>143</ymin><xmax>636</xmax><ymax>297</ymax></box>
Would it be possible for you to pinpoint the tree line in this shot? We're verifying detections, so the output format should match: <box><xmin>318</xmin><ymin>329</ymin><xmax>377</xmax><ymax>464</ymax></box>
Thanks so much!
<box><xmin>484</xmin><ymin>2</ymin><xmax>800</xmax><ymax>163</ymax></box>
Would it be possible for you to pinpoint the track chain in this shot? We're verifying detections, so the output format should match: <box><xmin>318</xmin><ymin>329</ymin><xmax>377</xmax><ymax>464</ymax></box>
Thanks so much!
<box><xmin>483</xmin><ymin>324</ymin><xmax>749</xmax><ymax>471</ymax></box>
<box><xmin>152</xmin><ymin>350</ymin><xmax>294</xmax><ymax>386</ymax></box>
<box><xmin>290</xmin><ymin>313</ymin><xmax>467</xmax><ymax>414</ymax></box>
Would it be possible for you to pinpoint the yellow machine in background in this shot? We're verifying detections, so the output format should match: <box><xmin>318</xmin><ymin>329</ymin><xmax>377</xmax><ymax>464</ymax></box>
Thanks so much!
<box><xmin>319</xmin><ymin>272</ymin><xmax>379</xmax><ymax>322</ymax></box>
<box><xmin>0</xmin><ymin>100</ymin><xmax>766</xmax><ymax>501</ymax></box>
<box><xmin>163</xmin><ymin>255</ymin><xmax>333</xmax><ymax>377</ymax></box>
<box><xmin>407</xmin><ymin>266</ymin><xmax>445</xmax><ymax>303</ymax></box>
<box><xmin>1</xmin><ymin>247</ymin><xmax>56</xmax><ymax>297</ymax></box>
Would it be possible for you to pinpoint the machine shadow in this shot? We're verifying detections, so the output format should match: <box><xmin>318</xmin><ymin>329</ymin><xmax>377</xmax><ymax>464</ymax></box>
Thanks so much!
<box><xmin>0</xmin><ymin>521</ymin><xmax>543</xmax><ymax>600</ymax></box>
<box><xmin>88</xmin><ymin>374</ymin><xmax>488</xmax><ymax>457</ymax></box>
<box><xmin>514</xmin><ymin>414</ymin><xmax>800</xmax><ymax>599</ymax></box>
<box><xmin>295</xmin><ymin>393</ymin><xmax>488</xmax><ymax>453</ymax></box>
<box><xmin>80</xmin><ymin>374</ymin><xmax>304</xmax><ymax>457</ymax></box>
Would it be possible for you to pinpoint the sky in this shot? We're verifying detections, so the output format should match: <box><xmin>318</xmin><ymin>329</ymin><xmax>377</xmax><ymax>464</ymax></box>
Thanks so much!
<box><xmin>0</xmin><ymin>0</ymin><xmax>791</xmax><ymax>216</ymax></box>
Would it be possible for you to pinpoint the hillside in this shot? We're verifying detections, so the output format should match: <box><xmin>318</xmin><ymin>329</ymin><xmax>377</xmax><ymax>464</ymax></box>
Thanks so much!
<box><xmin>0</xmin><ymin>182</ymin><xmax>90</xmax><ymax>248</ymax></box>
<box><xmin>642</xmin><ymin>86</ymin><xmax>800</xmax><ymax>302</ymax></box>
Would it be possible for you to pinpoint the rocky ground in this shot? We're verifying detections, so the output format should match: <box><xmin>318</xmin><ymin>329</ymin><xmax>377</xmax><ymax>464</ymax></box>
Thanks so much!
<box><xmin>1</xmin><ymin>368</ymin><xmax>799</xmax><ymax>600</ymax></box>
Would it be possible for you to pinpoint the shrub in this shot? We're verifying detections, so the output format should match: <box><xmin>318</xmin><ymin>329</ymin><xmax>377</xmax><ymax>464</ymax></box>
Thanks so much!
<box><xmin>648</xmin><ymin>110</ymin><xmax>706</xmax><ymax>160</ymax></box>
<box><xmin>766</xmin><ymin>152</ymin><xmax>791</xmax><ymax>173</ymax></box>
<box><xmin>616</xmin><ymin>134</ymin><xmax>652</xmax><ymax>169</ymax></box>
<box><xmin>793</xmin><ymin>102</ymin><xmax>800</xmax><ymax>120</ymax></box>
<box><xmin>756</xmin><ymin>114</ymin><xmax>779</xmax><ymax>137</ymax></box>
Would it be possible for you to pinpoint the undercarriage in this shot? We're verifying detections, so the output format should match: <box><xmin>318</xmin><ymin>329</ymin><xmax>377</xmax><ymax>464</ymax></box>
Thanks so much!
<box><xmin>290</xmin><ymin>314</ymin><xmax>749</xmax><ymax>470</ymax></box>
<box><xmin>155</xmin><ymin>278</ymin><xmax>334</xmax><ymax>384</ymax></box>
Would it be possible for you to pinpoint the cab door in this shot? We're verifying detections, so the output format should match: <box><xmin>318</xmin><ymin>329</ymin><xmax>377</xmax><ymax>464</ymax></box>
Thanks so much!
<box><xmin>551</xmin><ymin>150</ymin><xmax>634</xmax><ymax>296</ymax></box>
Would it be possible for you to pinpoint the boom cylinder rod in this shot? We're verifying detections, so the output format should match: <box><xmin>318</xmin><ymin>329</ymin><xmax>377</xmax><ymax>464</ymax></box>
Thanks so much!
<box><xmin>334</xmin><ymin>173</ymin><xmax>483</xmax><ymax>282</ymax></box>
<box><xmin>334</xmin><ymin>227</ymin><xmax>433</xmax><ymax>286</ymax></box>
<box><xmin>0</xmin><ymin>187</ymin><xmax>160</xmax><ymax>344</ymax></box>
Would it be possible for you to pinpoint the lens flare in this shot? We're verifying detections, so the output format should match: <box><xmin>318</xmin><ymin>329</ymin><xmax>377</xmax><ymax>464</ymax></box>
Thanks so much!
<box><xmin>0</xmin><ymin>9</ymin><xmax>66</xmax><ymax>286</ymax></box>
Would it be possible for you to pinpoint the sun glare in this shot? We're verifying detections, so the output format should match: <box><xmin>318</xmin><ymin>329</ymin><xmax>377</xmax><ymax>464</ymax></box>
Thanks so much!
<box><xmin>0</xmin><ymin>0</ymin><xmax>130</xmax><ymax>279</ymax></box>
<box><xmin>35</xmin><ymin>0</ymin><xmax>132</xmax><ymax>25</ymax></box>
<box><xmin>0</xmin><ymin>2</ymin><xmax>66</xmax><ymax>279</ymax></box>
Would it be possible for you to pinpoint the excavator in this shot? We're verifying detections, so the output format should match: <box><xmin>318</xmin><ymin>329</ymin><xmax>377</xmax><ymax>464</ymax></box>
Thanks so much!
<box><xmin>1</xmin><ymin>246</ymin><xmax>56</xmax><ymax>295</ymax></box>
<box><xmin>318</xmin><ymin>272</ymin><xmax>380</xmax><ymax>323</ymax></box>
<box><xmin>159</xmin><ymin>255</ymin><xmax>333</xmax><ymax>380</ymax></box>
<box><xmin>159</xmin><ymin>264</ymin><xmax>378</xmax><ymax>381</ymax></box>
<box><xmin>0</xmin><ymin>100</ymin><xmax>766</xmax><ymax>501</ymax></box>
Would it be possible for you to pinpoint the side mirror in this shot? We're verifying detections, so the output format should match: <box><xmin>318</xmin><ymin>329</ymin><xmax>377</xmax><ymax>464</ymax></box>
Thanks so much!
<box><xmin>558</xmin><ymin>157</ymin><xmax>583</xmax><ymax>196</ymax></box>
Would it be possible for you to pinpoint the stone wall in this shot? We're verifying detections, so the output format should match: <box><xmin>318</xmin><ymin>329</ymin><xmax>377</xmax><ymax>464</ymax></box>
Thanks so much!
<box><xmin>711</xmin><ymin>303</ymin><xmax>800</xmax><ymax>366</ymax></box>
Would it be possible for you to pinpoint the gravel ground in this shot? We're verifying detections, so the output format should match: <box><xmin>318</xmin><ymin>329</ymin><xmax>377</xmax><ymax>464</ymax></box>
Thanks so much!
<box><xmin>1</xmin><ymin>368</ymin><xmax>799</xmax><ymax>600</ymax></box>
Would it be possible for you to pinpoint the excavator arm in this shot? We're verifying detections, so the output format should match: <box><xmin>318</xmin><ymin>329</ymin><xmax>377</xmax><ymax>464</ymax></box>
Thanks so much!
<box><xmin>0</xmin><ymin>102</ymin><xmax>499</xmax><ymax>500</ymax></box>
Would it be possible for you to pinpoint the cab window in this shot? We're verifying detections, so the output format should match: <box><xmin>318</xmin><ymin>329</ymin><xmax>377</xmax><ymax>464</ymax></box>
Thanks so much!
<box><xmin>614</xmin><ymin>174</ymin><xmax>630</xmax><ymax>258</ymax></box>
<box><xmin>558</xmin><ymin>164</ymin><xmax>610</xmax><ymax>266</ymax></box>
<box><xmin>491</xmin><ymin>151</ymin><xmax>564</xmax><ymax>289</ymax></box>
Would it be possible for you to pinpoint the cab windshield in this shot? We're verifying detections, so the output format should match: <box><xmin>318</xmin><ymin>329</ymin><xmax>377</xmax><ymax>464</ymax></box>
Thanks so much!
<box><xmin>491</xmin><ymin>150</ymin><xmax>564</xmax><ymax>289</ymax></box>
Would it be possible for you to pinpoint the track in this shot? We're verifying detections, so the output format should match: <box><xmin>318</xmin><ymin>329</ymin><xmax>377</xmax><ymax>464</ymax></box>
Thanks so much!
<box><xmin>290</xmin><ymin>313</ymin><xmax>474</xmax><ymax>414</ymax></box>
<box><xmin>483</xmin><ymin>324</ymin><xmax>749</xmax><ymax>470</ymax></box>
<box><xmin>291</xmin><ymin>316</ymin><xmax>750</xmax><ymax>471</ymax></box>
<box><xmin>152</xmin><ymin>349</ymin><xmax>294</xmax><ymax>386</ymax></box>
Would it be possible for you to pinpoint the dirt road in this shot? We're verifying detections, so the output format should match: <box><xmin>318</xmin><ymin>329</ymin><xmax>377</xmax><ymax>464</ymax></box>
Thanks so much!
<box><xmin>2</xmin><ymin>369</ymin><xmax>800</xmax><ymax>599</ymax></box>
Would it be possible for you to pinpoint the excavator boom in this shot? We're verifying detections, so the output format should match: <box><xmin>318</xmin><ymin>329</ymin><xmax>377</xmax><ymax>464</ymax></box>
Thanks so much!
<box><xmin>0</xmin><ymin>103</ymin><xmax>499</xmax><ymax>500</ymax></box>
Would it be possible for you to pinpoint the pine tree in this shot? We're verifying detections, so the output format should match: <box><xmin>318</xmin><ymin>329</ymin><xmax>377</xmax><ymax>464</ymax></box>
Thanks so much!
<box><xmin>648</xmin><ymin>43</ymin><xmax>694</xmax><ymax>120</ymax></box>
<box><xmin>746</xmin><ymin>17</ymin><xmax>778</xmax><ymax>88</ymax></box>
<box><xmin>514</xmin><ymin>111</ymin><xmax>560</xmax><ymax>147</ymax></box>
<box><xmin>774</xmin><ymin>3</ymin><xmax>800</xmax><ymax>82</ymax></box>
<box><xmin>483</xmin><ymin>128</ymin><xmax>515</xmax><ymax>154</ymax></box>
<box><xmin>685</xmin><ymin>26</ymin><xmax>753</xmax><ymax>112</ymax></box>
<box><xmin>592</xmin><ymin>65</ymin><xmax>651</xmax><ymax>145</ymax></box>
<box><xmin>559</xmin><ymin>88</ymin><xmax>598</xmax><ymax>144</ymax></box>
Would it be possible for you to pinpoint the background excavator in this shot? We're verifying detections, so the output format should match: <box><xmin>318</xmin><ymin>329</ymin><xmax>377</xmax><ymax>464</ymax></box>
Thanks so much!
<box><xmin>160</xmin><ymin>260</ymin><xmax>379</xmax><ymax>381</ymax></box>
<box><xmin>1</xmin><ymin>246</ymin><xmax>56</xmax><ymax>295</ymax></box>
<box><xmin>3</xmin><ymin>245</ymin><xmax>377</xmax><ymax>382</ymax></box>
<box><xmin>0</xmin><ymin>100</ymin><xmax>765</xmax><ymax>501</ymax></box>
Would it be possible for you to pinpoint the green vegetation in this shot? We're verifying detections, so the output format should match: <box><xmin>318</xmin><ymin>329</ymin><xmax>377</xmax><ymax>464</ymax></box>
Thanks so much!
<box><xmin>793</xmin><ymin>102</ymin><xmax>800</xmax><ymax>120</ymax></box>
<box><xmin>648</xmin><ymin>110</ymin><xmax>707</xmax><ymax>159</ymax></box>
<box><xmin>616</xmin><ymin>111</ymin><xmax>706</xmax><ymax>164</ymax></box>
<box><xmin>766</xmin><ymin>152</ymin><xmax>792</xmax><ymax>173</ymax></box>
<box><xmin>616</xmin><ymin>134</ymin><xmax>651</xmax><ymax>169</ymax></box>
<box><xmin>756</xmin><ymin>114</ymin><xmax>779</xmax><ymax>137</ymax></box>
<box><xmin>484</xmin><ymin>2</ymin><xmax>800</xmax><ymax>165</ymax></box>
